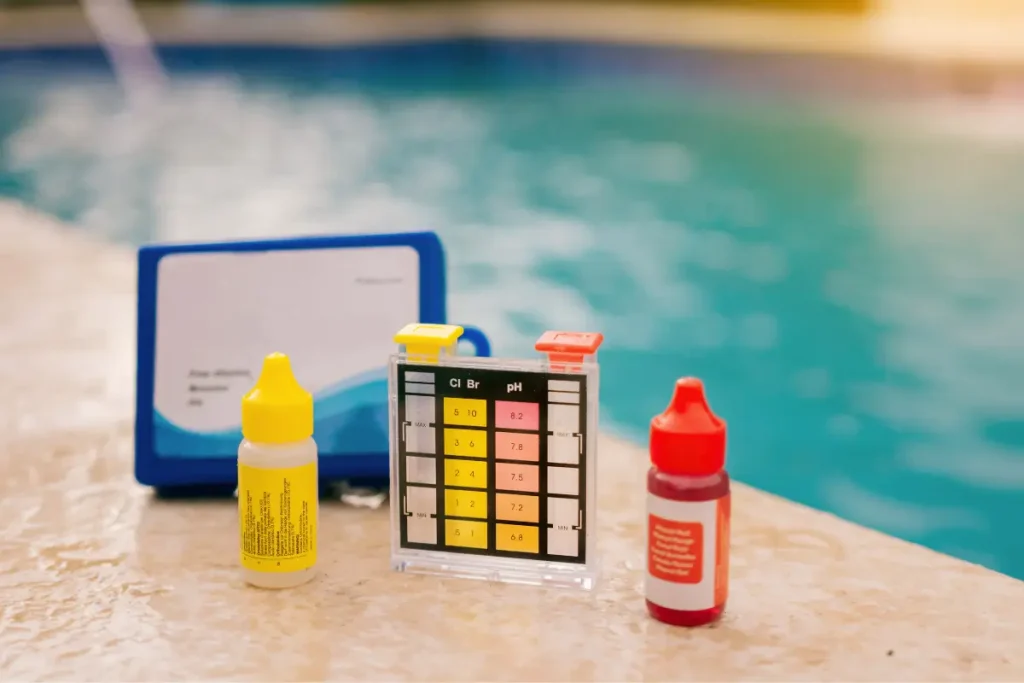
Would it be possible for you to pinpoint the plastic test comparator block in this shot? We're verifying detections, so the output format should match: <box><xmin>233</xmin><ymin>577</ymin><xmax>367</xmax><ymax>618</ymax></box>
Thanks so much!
<box><xmin>388</xmin><ymin>324</ymin><xmax>604</xmax><ymax>590</ymax></box>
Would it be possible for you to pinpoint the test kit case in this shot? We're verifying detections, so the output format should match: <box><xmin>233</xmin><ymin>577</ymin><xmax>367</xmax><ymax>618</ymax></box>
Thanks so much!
<box><xmin>389</xmin><ymin>324</ymin><xmax>603</xmax><ymax>590</ymax></box>
<box><xmin>134</xmin><ymin>232</ymin><xmax>489</xmax><ymax>490</ymax></box>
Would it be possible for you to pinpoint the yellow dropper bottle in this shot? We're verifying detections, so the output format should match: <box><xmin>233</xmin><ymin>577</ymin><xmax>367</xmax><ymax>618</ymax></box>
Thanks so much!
<box><xmin>238</xmin><ymin>352</ymin><xmax>318</xmax><ymax>589</ymax></box>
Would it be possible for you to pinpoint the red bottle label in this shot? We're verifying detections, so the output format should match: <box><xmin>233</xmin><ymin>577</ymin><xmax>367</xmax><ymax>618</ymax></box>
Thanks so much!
<box><xmin>646</xmin><ymin>494</ymin><xmax>730</xmax><ymax>611</ymax></box>
<box><xmin>648</xmin><ymin>516</ymin><xmax>704</xmax><ymax>584</ymax></box>
<box><xmin>715</xmin><ymin>494</ymin><xmax>730</xmax><ymax>607</ymax></box>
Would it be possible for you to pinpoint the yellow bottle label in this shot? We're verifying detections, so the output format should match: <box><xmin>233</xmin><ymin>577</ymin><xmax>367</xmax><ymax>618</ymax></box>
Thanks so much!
<box><xmin>238</xmin><ymin>462</ymin><xmax>317</xmax><ymax>573</ymax></box>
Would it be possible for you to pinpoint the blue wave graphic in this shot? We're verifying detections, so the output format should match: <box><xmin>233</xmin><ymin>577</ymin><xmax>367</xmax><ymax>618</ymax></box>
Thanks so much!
<box><xmin>154</xmin><ymin>368</ymin><xmax>390</xmax><ymax>458</ymax></box>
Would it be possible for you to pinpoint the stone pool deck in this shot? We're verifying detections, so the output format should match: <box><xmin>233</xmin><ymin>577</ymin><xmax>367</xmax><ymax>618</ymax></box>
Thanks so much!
<box><xmin>1</xmin><ymin>199</ymin><xmax>1023</xmax><ymax>681</ymax></box>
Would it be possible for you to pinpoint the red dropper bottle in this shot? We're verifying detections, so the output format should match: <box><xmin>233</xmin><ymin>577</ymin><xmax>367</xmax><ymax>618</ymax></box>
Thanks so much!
<box><xmin>646</xmin><ymin>377</ymin><xmax>730</xmax><ymax>627</ymax></box>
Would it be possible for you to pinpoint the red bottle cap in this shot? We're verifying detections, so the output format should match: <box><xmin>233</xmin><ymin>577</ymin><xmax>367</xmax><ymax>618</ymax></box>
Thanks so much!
<box><xmin>650</xmin><ymin>378</ymin><xmax>727</xmax><ymax>476</ymax></box>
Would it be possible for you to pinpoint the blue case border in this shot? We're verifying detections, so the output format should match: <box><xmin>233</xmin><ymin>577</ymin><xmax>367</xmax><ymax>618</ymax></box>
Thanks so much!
<box><xmin>135</xmin><ymin>231</ymin><xmax>450</xmax><ymax>488</ymax></box>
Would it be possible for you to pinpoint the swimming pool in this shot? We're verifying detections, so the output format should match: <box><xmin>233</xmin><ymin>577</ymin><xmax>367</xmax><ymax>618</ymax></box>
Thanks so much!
<box><xmin>2</xmin><ymin>43</ymin><xmax>1023</xmax><ymax>579</ymax></box>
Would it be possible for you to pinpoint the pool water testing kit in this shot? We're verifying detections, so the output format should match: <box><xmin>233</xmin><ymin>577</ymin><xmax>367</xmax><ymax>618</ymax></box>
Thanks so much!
<box><xmin>389</xmin><ymin>324</ymin><xmax>603</xmax><ymax>589</ymax></box>
<box><xmin>133</xmin><ymin>232</ymin><xmax>489</xmax><ymax>490</ymax></box>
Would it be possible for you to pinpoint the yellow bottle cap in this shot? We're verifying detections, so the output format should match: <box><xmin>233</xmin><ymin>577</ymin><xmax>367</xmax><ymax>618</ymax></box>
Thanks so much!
<box><xmin>241</xmin><ymin>353</ymin><xmax>313</xmax><ymax>444</ymax></box>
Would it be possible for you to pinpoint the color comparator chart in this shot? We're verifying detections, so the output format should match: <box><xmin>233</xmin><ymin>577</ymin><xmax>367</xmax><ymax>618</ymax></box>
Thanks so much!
<box><xmin>396</xmin><ymin>363</ymin><xmax>589</xmax><ymax>564</ymax></box>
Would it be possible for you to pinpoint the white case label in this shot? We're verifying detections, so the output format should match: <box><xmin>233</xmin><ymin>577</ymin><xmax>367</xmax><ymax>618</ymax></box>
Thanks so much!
<box><xmin>154</xmin><ymin>245</ymin><xmax>419</xmax><ymax>432</ymax></box>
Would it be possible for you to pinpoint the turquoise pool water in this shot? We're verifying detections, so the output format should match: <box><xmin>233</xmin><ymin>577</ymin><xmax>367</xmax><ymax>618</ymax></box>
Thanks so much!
<box><xmin>2</xmin><ymin>51</ymin><xmax>1024</xmax><ymax>578</ymax></box>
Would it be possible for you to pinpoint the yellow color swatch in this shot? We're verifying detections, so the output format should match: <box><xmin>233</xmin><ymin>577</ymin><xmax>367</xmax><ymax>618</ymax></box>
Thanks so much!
<box><xmin>444</xmin><ymin>458</ymin><xmax>487</xmax><ymax>489</ymax></box>
<box><xmin>446</xmin><ymin>519</ymin><xmax>488</xmax><ymax>549</ymax></box>
<box><xmin>443</xmin><ymin>428</ymin><xmax>487</xmax><ymax>458</ymax></box>
<box><xmin>496</xmin><ymin>524</ymin><xmax>539</xmax><ymax>554</ymax></box>
<box><xmin>444</xmin><ymin>398</ymin><xmax>487</xmax><ymax>427</ymax></box>
<box><xmin>445</xmin><ymin>489</ymin><xmax>488</xmax><ymax>519</ymax></box>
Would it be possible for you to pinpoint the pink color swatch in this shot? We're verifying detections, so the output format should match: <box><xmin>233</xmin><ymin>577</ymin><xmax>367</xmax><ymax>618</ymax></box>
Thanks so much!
<box><xmin>495</xmin><ymin>401</ymin><xmax>539</xmax><ymax>430</ymax></box>
<box><xmin>496</xmin><ymin>463</ymin><xmax>540</xmax><ymax>493</ymax></box>
<box><xmin>495</xmin><ymin>431</ymin><xmax>540</xmax><ymax>462</ymax></box>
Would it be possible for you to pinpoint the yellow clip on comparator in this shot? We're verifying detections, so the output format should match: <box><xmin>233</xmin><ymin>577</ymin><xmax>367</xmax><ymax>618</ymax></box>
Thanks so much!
<box><xmin>394</xmin><ymin>323</ymin><xmax>463</xmax><ymax>362</ymax></box>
